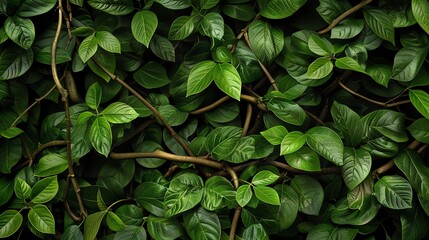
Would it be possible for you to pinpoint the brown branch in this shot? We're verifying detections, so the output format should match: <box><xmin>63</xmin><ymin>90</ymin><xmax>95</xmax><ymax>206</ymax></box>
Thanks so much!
<box><xmin>190</xmin><ymin>96</ymin><xmax>230</xmax><ymax>115</ymax></box>
<box><xmin>65</xmin><ymin>71</ymin><xmax>83</xmax><ymax>103</ymax></box>
<box><xmin>164</xmin><ymin>164</ymin><xmax>180</xmax><ymax>178</ymax></box>
<box><xmin>242</xmin><ymin>104</ymin><xmax>252</xmax><ymax>136</ymax></box>
<box><xmin>318</xmin><ymin>0</ymin><xmax>374</xmax><ymax>35</ymax></box>
<box><xmin>248</xmin><ymin>111</ymin><xmax>264</xmax><ymax>135</ymax></box>
<box><xmin>230</xmin><ymin>14</ymin><xmax>260</xmax><ymax>53</ymax></box>
<box><xmin>32</xmin><ymin>140</ymin><xmax>67</xmax><ymax>160</ymax></box>
<box><xmin>224</xmin><ymin>165</ymin><xmax>241</xmax><ymax>240</ymax></box>
<box><xmin>63</xmin><ymin>178</ymin><xmax>83</xmax><ymax>222</ymax></box>
<box><xmin>109</xmin><ymin>150</ymin><xmax>224</xmax><ymax>169</ymax></box>
<box><xmin>305</xmin><ymin>110</ymin><xmax>325</xmax><ymax>126</ymax></box>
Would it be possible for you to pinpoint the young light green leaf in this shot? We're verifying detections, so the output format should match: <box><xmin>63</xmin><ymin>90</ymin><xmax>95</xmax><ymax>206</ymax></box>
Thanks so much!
<box><xmin>88</xmin><ymin>0</ymin><xmax>133</xmax><ymax>15</ymax></box>
<box><xmin>242</xmin><ymin>224</ymin><xmax>269</xmax><ymax>240</ymax></box>
<box><xmin>14</xmin><ymin>178</ymin><xmax>31</xmax><ymax>200</ymax></box>
<box><xmin>30</xmin><ymin>176</ymin><xmax>58</xmax><ymax>204</ymax></box>
<box><xmin>412</xmin><ymin>0</ymin><xmax>429</xmax><ymax>35</ymax></box>
<box><xmin>267</xmin><ymin>98</ymin><xmax>306</xmax><ymax>126</ymax></box>
<box><xmin>101</xmin><ymin>102</ymin><xmax>139</xmax><ymax>124</ymax></box>
<box><xmin>187</xmin><ymin>60</ymin><xmax>216</xmax><ymax>96</ymax></box>
<box><xmin>306</xmin><ymin>57</ymin><xmax>333</xmax><ymax>79</ymax></box>
<box><xmin>291</xmin><ymin>176</ymin><xmax>324</xmax><ymax>215</ymax></box>
<box><xmin>260</xmin><ymin>0</ymin><xmax>307</xmax><ymax>19</ymax></box>
<box><xmin>106</xmin><ymin>211</ymin><xmax>125</xmax><ymax>232</ymax></box>
<box><xmin>90</xmin><ymin>116</ymin><xmax>112</xmax><ymax>157</ymax></box>
<box><xmin>236</xmin><ymin>184</ymin><xmax>252</xmax><ymax>207</ymax></box>
<box><xmin>374</xmin><ymin>175</ymin><xmax>413</xmax><ymax>209</ymax></box>
<box><xmin>95</xmin><ymin>31</ymin><xmax>121</xmax><ymax>53</ymax></box>
<box><xmin>252</xmin><ymin>170</ymin><xmax>279</xmax><ymax>186</ymax></box>
<box><xmin>341</xmin><ymin>148</ymin><xmax>372</xmax><ymax>190</ymax></box>
<box><xmin>28</xmin><ymin>204</ymin><xmax>55</xmax><ymax>234</ymax></box>
<box><xmin>248</xmin><ymin>20</ymin><xmax>284</xmax><ymax>65</ymax></box>
<box><xmin>335</xmin><ymin>57</ymin><xmax>366</xmax><ymax>74</ymax></box>
<box><xmin>260</xmin><ymin>125</ymin><xmax>288</xmax><ymax>145</ymax></box>
<box><xmin>212</xmin><ymin>63</ymin><xmax>241</xmax><ymax>100</ymax></box>
<box><xmin>5</xmin><ymin>16</ymin><xmax>35</xmax><ymax>49</ymax></box>
<box><xmin>363</xmin><ymin>8</ymin><xmax>395</xmax><ymax>44</ymax></box>
<box><xmin>391</xmin><ymin>46</ymin><xmax>429</xmax><ymax>82</ymax></box>
<box><xmin>306</xmin><ymin>126</ymin><xmax>344</xmax><ymax>166</ymax></box>
<box><xmin>168</xmin><ymin>16</ymin><xmax>195</xmax><ymax>40</ymax></box>
<box><xmin>85</xmin><ymin>82</ymin><xmax>102</xmax><ymax>110</ymax></box>
<box><xmin>280</xmin><ymin>131</ymin><xmax>307</xmax><ymax>155</ymax></box>
<box><xmin>78</xmin><ymin>33</ymin><xmax>98</xmax><ymax>63</ymax></box>
<box><xmin>131</xmin><ymin>10</ymin><xmax>158</xmax><ymax>47</ymax></box>
<box><xmin>183</xmin><ymin>207</ymin><xmax>221</xmax><ymax>240</ymax></box>
<box><xmin>407</xmin><ymin>118</ymin><xmax>429</xmax><ymax>143</ymax></box>
<box><xmin>0</xmin><ymin>210</ymin><xmax>23</xmax><ymax>238</ymax></box>
<box><xmin>254</xmin><ymin>186</ymin><xmax>280</xmax><ymax>205</ymax></box>
<box><xmin>84</xmin><ymin>210</ymin><xmax>108</xmax><ymax>240</ymax></box>
<box><xmin>201</xmin><ymin>12</ymin><xmax>224</xmax><ymax>40</ymax></box>
<box><xmin>0</xmin><ymin>127</ymin><xmax>23</xmax><ymax>139</ymax></box>
<box><xmin>285</xmin><ymin>146</ymin><xmax>321</xmax><ymax>172</ymax></box>
<box><xmin>409</xmin><ymin>89</ymin><xmax>429</xmax><ymax>119</ymax></box>
<box><xmin>34</xmin><ymin>154</ymin><xmax>68</xmax><ymax>177</ymax></box>
<box><xmin>308</xmin><ymin>34</ymin><xmax>334</xmax><ymax>56</ymax></box>
<box><xmin>331</xmin><ymin>101</ymin><xmax>364</xmax><ymax>146</ymax></box>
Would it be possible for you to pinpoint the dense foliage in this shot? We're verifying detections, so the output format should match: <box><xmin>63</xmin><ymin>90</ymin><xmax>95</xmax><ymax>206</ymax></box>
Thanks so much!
<box><xmin>1</xmin><ymin>0</ymin><xmax>429</xmax><ymax>239</ymax></box>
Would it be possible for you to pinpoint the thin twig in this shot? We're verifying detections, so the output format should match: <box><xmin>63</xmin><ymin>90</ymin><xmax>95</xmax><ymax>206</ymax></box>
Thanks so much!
<box><xmin>190</xmin><ymin>96</ymin><xmax>231</xmax><ymax>115</ymax></box>
<box><xmin>305</xmin><ymin>110</ymin><xmax>325</xmax><ymax>126</ymax></box>
<box><xmin>318</xmin><ymin>0</ymin><xmax>374</xmax><ymax>35</ymax></box>
<box><xmin>224</xmin><ymin>165</ymin><xmax>241</xmax><ymax>240</ymax></box>
<box><xmin>242</xmin><ymin>104</ymin><xmax>252</xmax><ymax>136</ymax></box>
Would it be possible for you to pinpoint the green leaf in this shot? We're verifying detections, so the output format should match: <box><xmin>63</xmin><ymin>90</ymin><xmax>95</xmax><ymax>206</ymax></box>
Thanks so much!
<box><xmin>236</xmin><ymin>184</ymin><xmax>252</xmax><ymax>207</ymax></box>
<box><xmin>316</xmin><ymin>0</ymin><xmax>351</xmax><ymax>23</ymax></box>
<box><xmin>205</xmin><ymin>101</ymin><xmax>239</xmax><ymax>123</ymax></box>
<box><xmin>0</xmin><ymin>138</ymin><xmax>22</xmax><ymax>174</ymax></box>
<box><xmin>35</xmin><ymin>46</ymin><xmax>71</xmax><ymax>65</ymax></box>
<box><xmin>90</xmin><ymin>116</ymin><xmax>112</xmax><ymax>157</ymax></box>
<box><xmin>84</xmin><ymin>210</ymin><xmax>108</xmax><ymax>240</ymax></box>
<box><xmin>135</xmin><ymin>182</ymin><xmax>167</xmax><ymax>217</ymax></box>
<box><xmin>267</xmin><ymin>97</ymin><xmax>306</xmax><ymax>126</ymax></box>
<box><xmin>200</xmin><ymin>0</ymin><xmax>219</xmax><ymax>9</ymax></box>
<box><xmin>183</xmin><ymin>207</ymin><xmax>221</xmax><ymax>240</ymax></box>
<box><xmin>156</xmin><ymin>0</ymin><xmax>190</xmax><ymax>9</ymax></box>
<box><xmin>85</xmin><ymin>82</ymin><xmax>102</xmax><ymax>110</ymax></box>
<box><xmin>335</xmin><ymin>57</ymin><xmax>367</xmax><ymax>74</ymax></box>
<box><xmin>331</xmin><ymin>101</ymin><xmax>364</xmax><ymax>146</ymax></box>
<box><xmin>306</xmin><ymin>126</ymin><xmax>344</xmax><ymax>166</ymax></box>
<box><xmin>248</xmin><ymin>20</ymin><xmax>284</xmax><ymax>65</ymax></box>
<box><xmin>341</xmin><ymin>148</ymin><xmax>372</xmax><ymax>190</ymax></box>
<box><xmin>131</xmin><ymin>10</ymin><xmax>158</xmax><ymax>47</ymax></box>
<box><xmin>187</xmin><ymin>60</ymin><xmax>216</xmax><ymax>96</ymax></box>
<box><xmin>95</xmin><ymin>31</ymin><xmax>121</xmax><ymax>53</ymax></box>
<box><xmin>242</xmin><ymin>224</ymin><xmax>269</xmax><ymax>240</ymax></box>
<box><xmin>0</xmin><ymin>127</ymin><xmax>23</xmax><ymax>138</ymax></box>
<box><xmin>30</xmin><ymin>176</ymin><xmax>58</xmax><ymax>204</ymax></box>
<box><xmin>168</xmin><ymin>16</ymin><xmax>195</xmax><ymax>40</ymax></box>
<box><xmin>374</xmin><ymin>175</ymin><xmax>413</xmax><ymax>209</ymax></box>
<box><xmin>285</xmin><ymin>146</ymin><xmax>321</xmax><ymax>172</ymax></box>
<box><xmin>87</xmin><ymin>49</ymin><xmax>115</xmax><ymax>82</ymax></box>
<box><xmin>133</xmin><ymin>61</ymin><xmax>171</xmax><ymax>89</ymax></box>
<box><xmin>409</xmin><ymin>89</ymin><xmax>429</xmax><ymax>119</ymax></box>
<box><xmin>0</xmin><ymin>45</ymin><xmax>33</xmax><ymax>80</ymax></box>
<box><xmin>391</xmin><ymin>46</ymin><xmax>429</xmax><ymax>82</ymax></box>
<box><xmin>61</xmin><ymin>225</ymin><xmax>84</xmax><ymax>240</ymax></box>
<box><xmin>14</xmin><ymin>178</ymin><xmax>31</xmax><ymax>200</ymax></box>
<box><xmin>0</xmin><ymin>210</ymin><xmax>23</xmax><ymax>238</ymax></box>
<box><xmin>28</xmin><ymin>204</ymin><xmax>55</xmax><ymax>234</ymax></box>
<box><xmin>34</xmin><ymin>154</ymin><xmax>68</xmax><ymax>177</ymax></box>
<box><xmin>88</xmin><ymin>0</ymin><xmax>133</xmax><ymax>15</ymax></box>
<box><xmin>308</xmin><ymin>34</ymin><xmax>334</xmax><ymax>56</ymax></box>
<box><xmin>366</xmin><ymin>63</ymin><xmax>392</xmax><ymax>87</ymax></box>
<box><xmin>78</xmin><ymin>33</ymin><xmax>98</xmax><ymax>63</ymax></box>
<box><xmin>222</xmin><ymin>4</ymin><xmax>256</xmax><ymax>21</ymax></box>
<box><xmin>331</xmin><ymin>19</ymin><xmax>365</xmax><ymax>39</ymax></box>
<box><xmin>260</xmin><ymin>0</ymin><xmax>307</xmax><ymax>19</ymax></box>
<box><xmin>306</xmin><ymin>57</ymin><xmax>333</xmax><ymax>79</ymax></box>
<box><xmin>150</xmin><ymin>34</ymin><xmax>175</xmax><ymax>62</ymax></box>
<box><xmin>252</xmin><ymin>170</ymin><xmax>279</xmax><ymax>186</ymax></box>
<box><xmin>400</xmin><ymin>203</ymin><xmax>429</xmax><ymax>240</ymax></box>
<box><xmin>71</xmin><ymin>26</ymin><xmax>95</xmax><ymax>37</ymax></box>
<box><xmin>362</xmin><ymin>110</ymin><xmax>408</xmax><ymax>142</ymax></box>
<box><xmin>147</xmin><ymin>216</ymin><xmax>183</xmax><ymax>240</ymax></box>
<box><xmin>280</xmin><ymin>131</ymin><xmax>307</xmax><ymax>155</ymax></box>
<box><xmin>363</xmin><ymin>8</ymin><xmax>395</xmax><ymax>44</ymax></box>
<box><xmin>361</xmin><ymin>136</ymin><xmax>398</xmax><ymax>158</ymax></box>
<box><xmin>347</xmin><ymin>175</ymin><xmax>373</xmax><ymax>210</ymax></box>
<box><xmin>5</xmin><ymin>16</ymin><xmax>35</xmax><ymax>49</ymax></box>
<box><xmin>213</xmin><ymin>63</ymin><xmax>241</xmax><ymax>100</ymax></box>
<box><xmin>202</xmin><ymin>176</ymin><xmax>236</xmax><ymax>211</ymax></box>
<box><xmin>254</xmin><ymin>186</ymin><xmax>280</xmax><ymax>205</ymax></box>
<box><xmin>408</xmin><ymin>118</ymin><xmax>429</xmax><ymax>143</ymax></box>
<box><xmin>101</xmin><ymin>102</ymin><xmax>139</xmax><ymax>124</ymax></box>
<box><xmin>412</xmin><ymin>0</ymin><xmax>429</xmax><ymax>35</ymax></box>
<box><xmin>290</xmin><ymin>176</ymin><xmax>324</xmax><ymax>215</ymax></box>
<box><xmin>158</xmin><ymin>105</ymin><xmax>188</xmax><ymax>126</ymax></box>
<box><xmin>115</xmin><ymin>205</ymin><xmax>143</xmax><ymax>226</ymax></box>
<box><xmin>307</xmin><ymin>224</ymin><xmax>359</xmax><ymax>240</ymax></box>
<box><xmin>106</xmin><ymin>211</ymin><xmax>125</xmax><ymax>232</ymax></box>
<box><xmin>16</xmin><ymin>0</ymin><xmax>56</xmax><ymax>17</ymax></box>
<box><xmin>201</xmin><ymin>12</ymin><xmax>224</xmax><ymax>40</ymax></box>
<box><xmin>260</xmin><ymin>125</ymin><xmax>288</xmax><ymax>145</ymax></box>
<box><xmin>113</xmin><ymin>226</ymin><xmax>146</xmax><ymax>240</ymax></box>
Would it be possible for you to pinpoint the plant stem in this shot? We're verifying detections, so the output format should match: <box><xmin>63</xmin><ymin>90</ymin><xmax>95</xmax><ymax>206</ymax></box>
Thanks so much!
<box><xmin>224</xmin><ymin>165</ymin><xmax>240</xmax><ymax>240</ymax></box>
<box><xmin>318</xmin><ymin>0</ymin><xmax>373</xmax><ymax>35</ymax></box>
<box><xmin>190</xmin><ymin>96</ymin><xmax>230</xmax><ymax>115</ymax></box>
<box><xmin>242</xmin><ymin>104</ymin><xmax>253</xmax><ymax>136</ymax></box>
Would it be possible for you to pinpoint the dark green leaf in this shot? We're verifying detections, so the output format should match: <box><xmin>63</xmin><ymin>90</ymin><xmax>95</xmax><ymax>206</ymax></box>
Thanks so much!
<box><xmin>133</xmin><ymin>61</ymin><xmax>171</xmax><ymax>89</ymax></box>
<box><xmin>374</xmin><ymin>175</ymin><xmax>413</xmax><ymax>209</ymax></box>
<box><xmin>316</xmin><ymin>0</ymin><xmax>351</xmax><ymax>23</ymax></box>
<box><xmin>260</xmin><ymin>0</ymin><xmax>307</xmax><ymax>19</ymax></box>
<box><xmin>330</xmin><ymin>197</ymin><xmax>380</xmax><ymax>225</ymax></box>
<box><xmin>96</xmin><ymin>31</ymin><xmax>121</xmax><ymax>53</ymax></box>
<box><xmin>248</xmin><ymin>20</ymin><xmax>284</xmax><ymax>65</ymax></box>
<box><xmin>306</xmin><ymin>126</ymin><xmax>344</xmax><ymax>166</ymax></box>
<box><xmin>308</xmin><ymin>34</ymin><xmax>334</xmax><ymax>56</ymax></box>
<box><xmin>115</xmin><ymin>205</ymin><xmax>143</xmax><ymax>226</ymax></box>
<box><xmin>147</xmin><ymin>216</ymin><xmax>183</xmax><ymax>240</ymax></box>
<box><xmin>5</xmin><ymin>16</ymin><xmax>35</xmax><ymax>49</ymax></box>
<box><xmin>267</xmin><ymin>97</ymin><xmax>306</xmax><ymax>126</ymax></box>
<box><xmin>158</xmin><ymin>105</ymin><xmax>188</xmax><ymax>126</ymax></box>
<box><xmin>78</xmin><ymin>33</ymin><xmax>98</xmax><ymax>63</ymax></box>
<box><xmin>135</xmin><ymin>182</ymin><xmax>167</xmax><ymax>217</ymax></box>
<box><xmin>156</xmin><ymin>0</ymin><xmax>190</xmax><ymax>9</ymax></box>
<box><xmin>0</xmin><ymin>139</ymin><xmax>22</xmax><ymax>174</ymax></box>
<box><xmin>150</xmin><ymin>34</ymin><xmax>175</xmax><ymax>62</ymax></box>
<box><xmin>242</xmin><ymin>224</ymin><xmax>269</xmax><ymax>240</ymax></box>
<box><xmin>88</xmin><ymin>0</ymin><xmax>133</xmax><ymax>15</ymax></box>
<box><xmin>362</xmin><ymin>110</ymin><xmax>408</xmax><ymax>142</ymax></box>
<box><xmin>0</xmin><ymin>127</ymin><xmax>23</xmax><ymax>139</ymax></box>
<box><xmin>412</xmin><ymin>0</ymin><xmax>429</xmax><ymax>35</ymax></box>
<box><xmin>284</xmin><ymin>146</ymin><xmax>321</xmax><ymax>172</ymax></box>
<box><xmin>61</xmin><ymin>225</ymin><xmax>84</xmax><ymax>240</ymax></box>
<box><xmin>363</xmin><ymin>8</ymin><xmax>395</xmax><ymax>44</ymax></box>
<box><xmin>101</xmin><ymin>102</ymin><xmax>139</xmax><ymax>124</ymax></box>
<box><xmin>341</xmin><ymin>148</ymin><xmax>372</xmax><ymax>190</ymax></box>
<box><xmin>409</xmin><ymin>89</ymin><xmax>429</xmax><ymax>119</ymax></box>
<box><xmin>0</xmin><ymin>44</ymin><xmax>33</xmax><ymax>80</ymax></box>
<box><xmin>366</xmin><ymin>63</ymin><xmax>392</xmax><ymax>87</ymax></box>
<box><xmin>183</xmin><ymin>207</ymin><xmax>221</xmax><ymax>240</ymax></box>
<box><xmin>202</xmin><ymin>176</ymin><xmax>236</xmax><ymax>211</ymax></box>
<box><xmin>290</xmin><ymin>176</ymin><xmax>324</xmax><ymax>215</ymax></box>
<box><xmin>331</xmin><ymin>19</ymin><xmax>365</xmax><ymax>39</ymax></box>
<box><xmin>222</xmin><ymin>4</ymin><xmax>256</xmax><ymax>21</ymax></box>
<box><xmin>307</xmin><ymin>224</ymin><xmax>359</xmax><ymax>240</ymax></box>
<box><xmin>331</xmin><ymin>101</ymin><xmax>363</xmax><ymax>146</ymax></box>
<box><xmin>16</xmin><ymin>0</ymin><xmax>56</xmax><ymax>17</ymax></box>
<box><xmin>31</xmin><ymin>176</ymin><xmax>58</xmax><ymax>204</ymax></box>
<box><xmin>85</xmin><ymin>82</ymin><xmax>102</xmax><ymax>110</ymax></box>
<box><xmin>201</xmin><ymin>12</ymin><xmax>224</xmax><ymax>40</ymax></box>
<box><xmin>391</xmin><ymin>46</ymin><xmax>429</xmax><ymax>82</ymax></box>
<box><xmin>113</xmin><ymin>226</ymin><xmax>146</xmax><ymax>240</ymax></box>
<box><xmin>408</xmin><ymin>118</ymin><xmax>429</xmax><ymax>143</ymax></box>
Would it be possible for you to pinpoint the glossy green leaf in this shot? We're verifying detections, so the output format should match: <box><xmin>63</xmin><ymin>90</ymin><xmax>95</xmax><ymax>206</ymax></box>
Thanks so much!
<box><xmin>200</xmin><ymin>0</ymin><xmax>219</xmax><ymax>9</ymax></box>
<box><xmin>260</xmin><ymin>125</ymin><xmax>288</xmax><ymax>145</ymax></box>
<box><xmin>316</xmin><ymin>0</ymin><xmax>351</xmax><ymax>23</ymax></box>
<box><xmin>84</xmin><ymin>210</ymin><xmax>107</xmax><ymax>240</ymax></box>
<box><xmin>347</xmin><ymin>175</ymin><xmax>373</xmax><ymax>210</ymax></box>
<box><xmin>150</xmin><ymin>34</ymin><xmax>175</xmax><ymax>62</ymax></box>
<box><xmin>158</xmin><ymin>105</ymin><xmax>188</xmax><ymax>126</ymax></box>
<box><xmin>61</xmin><ymin>225</ymin><xmax>84</xmax><ymax>240</ymax></box>
<box><xmin>335</xmin><ymin>57</ymin><xmax>366</xmax><ymax>74</ymax></box>
<box><xmin>0</xmin><ymin>177</ymin><xmax>14</xmax><ymax>207</ymax></box>
<box><xmin>5</xmin><ymin>16</ymin><xmax>35</xmax><ymax>49</ymax></box>
<box><xmin>131</xmin><ymin>10</ymin><xmax>158</xmax><ymax>47</ymax></box>
<box><xmin>285</xmin><ymin>146</ymin><xmax>321</xmax><ymax>172</ymax></box>
<box><xmin>374</xmin><ymin>175</ymin><xmax>413</xmax><ymax>209</ymax></box>
<box><xmin>0</xmin><ymin>45</ymin><xmax>33</xmax><ymax>80</ymax></box>
<box><xmin>267</xmin><ymin>97</ymin><xmax>306</xmax><ymax>126</ymax></box>
<box><xmin>212</xmin><ymin>63</ymin><xmax>241</xmax><ymax>100</ymax></box>
<box><xmin>361</xmin><ymin>136</ymin><xmax>398</xmax><ymax>158</ymax></box>
<box><xmin>330</xmin><ymin>197</ymin><xmax>380</xmax><ymax>225</ymax></box>
<box><xmin>133</xmin><ymin>61</ymin><xmax>171</xmax><ymax>89</ymax></box>
<box><xmin>236</xmin><ymin>184</ymin><xmax>252</xmax><ymax>207</ymax></box>
<box><xmin>183</xmin><ymin>207</ymin><xmax>221</xmax><ymax>240</ymax></box>
<box><xmin>88</xmin><ymin>0</ymin><xmax>133</xmax><ymax>15</ymax></box>
<box><xmin>35</xmin><ymin>46</ymin><xmax>71</xmax><ymax>65</ymax></box>
<box><xmin>14</xmin><ymin>178</ymin><xmax>31</xmax><ymax>200</ymax></box>
<box><xmin>168</xmin><ymin>16</ymin><xmax>195</xmax><ymax>40</ymax></box>
<box><xmin>331</xmin><ymin>19</ymin><xmax>365</xmax><ymax>39</ymax></box>
<box><xmin>106</xmin><ymin>211</ymin><xmax>125</xmax><ymax>232</ymax></box>
<box><xmin>308</xmin><ymin>34</ymin><xmax>334</xmax><ymax>56</ymax></box>
<box><xmin>291</xmin><ymin>176</ymin><xmax>324</xmax><ymax>215</ymax></box>
<box><xmin>101</xmin><ymin>102</ymin><xmax>139</xmax><ymax>124</ymax></box>
<box><xmin>391</xmin><ymin>46</ymin><xmax>429</xmax><ymax>82</ymax></box>
<box><xmin>306</xmin><ymin>57</ymin><xmax>333</xmax><ymax>79</ymax></box>
<box><xmin>113</xmin><ymin>226</ymin><xmax>146</xmax><ymax>240</ymax></box>
<box><xmin>307</xmin><ymin>224</ymin><xmax>359</xmax><ymax>240</ymax></box>
<box><xmin>409</xmin><ymin>89</ymin><xmax>429</xmax><ymax>119</ymax></box>
<box><xmin>201</xmin><ymin>12</ymin><xmax>224</xmax><ymax>40</ymax></box>
<box><xmin>147</xmin><ymin>216</ymin><xmax>183</xmax><ymax>240</ymax></box>
<box><xmin>363</xmin><ymin>8</ymin><xmax>395</xmax><ymax>44</ymax></box>
<box><xmin>306</xmin><ymin>126</ymin><xmax>344</xmax><ymax>166</ymax></box>
<box><xmin>0</xmin><ymin>138</ymin><xmax>22</xmax><ymax>174</ymax></box>
<box><xmin>366</xmin><ymin>63</ymin><xmax>392</xmax><ymax>87</ymax></box>
<box><xmin>0</xmin><ymin>127</ymin><xmax>23</xmax><ymax>138</ymax></box>
<box><xmin>16</xmin><ymin>0</ymin><xmax>56</xmax><ymax>17</ymax></box>
<box><xmin>280</xmin><ymin>131</ymin><xmax>306</xmax><ymax>155</ymax></box>
<box><xmin>222</xmin><ymin>4</ymin><xmax>256</xmax><ymax>21</ymax></box>
<box><xmin>0</xmin><ymin>210</ymin><xmax>23</xmax><ymax>238</ymax></box>
<box><xmin>34</xmin><ymin>154</ymin><xmax>68</xmax><ymax>177</ymax></box>
<box><xmin>242</xmin><ymin>224</ymin><xmax>269</xmax><ymax>240</ymax></box>
<box><xmin>341</xmin><ymin>148</ymin><xmax>372</xmax><ymax>190</ymax></box>
<box><xmin>30</xmin><ymin>176</ymin><xmax>58</xmax><ymax>204</ymax></box>
<box><xmin>135</xmin><ymin>182</ymin><xmax>167</xmax><ymax>217</ymax></box>
<box><xmin>400</xmin><ymin>202</ymin><xmax>429</xmax><ymax>240</ymax></box>
<box><xmin>90</xmin><ymin>116</ymin><xmax>112</xmax><ymax>157</ymax></box>
<box><xmin>28</xmin><ymin>204</ymin><xmax>55</xmax><ymax>234</ymax></box>
<box><xmin>205</xmin><ymin>101</ymin><xmax>239</xmax><ymax>123</ymax></box>
<box><xmin>254</xmin><ymin>186</ymin><xmax>280</xmax><ymax>205</ymax></box>
<box><xmin>362</xmin><ymin>110</ymin><xmax>408</xmax><ymax>142</ymax></box>
<box><xmin>248</xmin><ymin>20</ymin><xmax>284</xmax><ymax>65</ymax></box>
<box><xmin>96</xmin><ymin>31</ymin><xmax>121</xmax><ymax>53</ymax></box>
<box><xmin>202</xmin><ymin>176</ymin><xmax>236</xmax><ymax>211</ymax></box>
<box><xmin>331</xmin><ymin>101</ymin><xmax>363</xmax><ymax>146</ymax></box>
<box><xmin>407</xmin><ymin>118</ymin><xmax>429</xmax><ymax>143</ymax></box>
<box><xmin>78</xmin><ymin>33</ymin><xmax>98</xmax><ymax>63</ymax></box>
<box><xmin>260</xmin><ymin>0</ymin><xmax>307</xmax><ymax>19</ymax></box>
<box><xmin>412</xmin><ymin>0</ymin><xmax>429</xmax><ymax>35</ymax></box>
<box><xmin>187</xmin><ymin>60</ymin><xmax>216</xmax><ymax>96</ymax></box>
<box><xmin>156</xmin><ymin>0</ymin><xmax>190</xmax><ymax>9</ymax></box>
<box><xmin>85</xmin><ymin>82</ymin><xmax>102</xmax><ymax>110</ymax></box>
<box><xmin>115</xmin><ymin>205</ymin><xmax>143</xmax><ymax>226</ymax></box>
<box><xmin>252</xmin><ymin>170</ymin><xmax>279</xmax><ymax>186</ymax></box>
